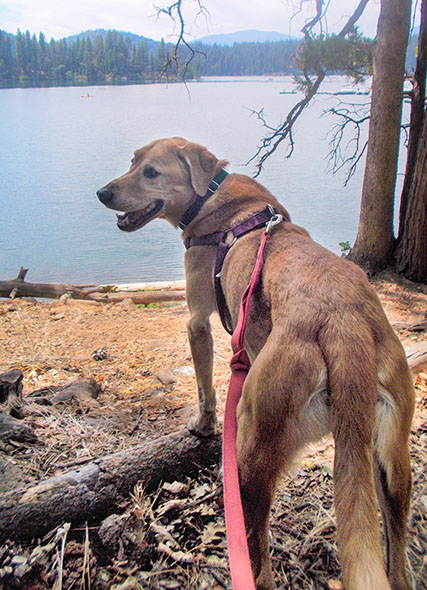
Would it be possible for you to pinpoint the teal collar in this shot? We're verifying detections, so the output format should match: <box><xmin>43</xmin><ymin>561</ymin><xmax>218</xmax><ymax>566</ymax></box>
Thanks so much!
<box><xmin>179</xmin><ymin>169</ymin><xmax>229</xmax><ymax>230</ymax></box>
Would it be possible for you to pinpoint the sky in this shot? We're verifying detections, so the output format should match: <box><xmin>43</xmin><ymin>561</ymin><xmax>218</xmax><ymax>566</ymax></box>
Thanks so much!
<box><xmin>0</xmin><ymin>0</ymin><xmax>386</xmax><ymax>41</ymax></box>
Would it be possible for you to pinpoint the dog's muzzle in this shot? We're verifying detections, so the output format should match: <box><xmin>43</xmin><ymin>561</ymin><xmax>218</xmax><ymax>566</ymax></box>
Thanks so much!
<box><xmin>97</xmin><ymin>185</ymin><xmax>164</xmax><ymax>232</ymax></box>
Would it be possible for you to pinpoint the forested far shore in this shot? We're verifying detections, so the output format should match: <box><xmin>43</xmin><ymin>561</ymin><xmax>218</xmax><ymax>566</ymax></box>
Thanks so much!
<box><xmin>0</xmin><ymin>28</ymin><xmax>301</xmax><ymax>88</ymax></box>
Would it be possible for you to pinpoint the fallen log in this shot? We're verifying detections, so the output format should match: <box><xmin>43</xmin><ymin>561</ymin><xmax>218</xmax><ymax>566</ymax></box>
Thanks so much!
<box><xmin>405</xmin><ymin>342</ymin><xmax>427</xmax><ymax>374</ymax></box>
<box><xmin>86</xmin><ymin>290</ymin><xmax>186</xmax><ymax>304</ymax></box>
<box><xmin>0</xmin><ymin>268</ymin><xmax>92</xmax><ymax>300</ymax></box>
<box><xmin>0</xmin><ymin>429</ymin><xmax>221</xmax><ymax>544</ymax></box>
<box><xmin>0</xmin><ymin>268</ymin><xmax>186</xmax><ymax>304</ymax></box>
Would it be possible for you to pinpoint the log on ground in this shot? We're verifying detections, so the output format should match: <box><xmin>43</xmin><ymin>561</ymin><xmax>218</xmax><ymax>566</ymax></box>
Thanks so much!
<box><xmin>0</xmin><ymin>268</ymin><xmax>92</xmax><ymax>300</ymax></box>
<box><xmin>0</xmin><ymin>268</ymin><xmax>186</xmax><ymax>304</ymax></box>
<box><xmin>86</xmin><ymin>290</ymin><xmax>186</xmax><ymax>304</ymax></box>
<box><xmin>0</xmin><ymin>429</ymin><xmax>221</xmax><ymax>544</ymax></box>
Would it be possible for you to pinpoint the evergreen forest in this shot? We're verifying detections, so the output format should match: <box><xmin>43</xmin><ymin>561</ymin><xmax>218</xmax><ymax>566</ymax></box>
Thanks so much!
<box><xmin>0</xmin><ymin>29</ymin><xmax>301</xmax><ymax>88</ymax></box>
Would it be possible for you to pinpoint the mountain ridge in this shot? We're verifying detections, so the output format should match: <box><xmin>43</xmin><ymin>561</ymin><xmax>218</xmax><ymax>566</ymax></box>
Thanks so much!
<box><xmin>196</xmin><ymin>29</ymin><xmax>296</xmax><ymax>45</ymax></box>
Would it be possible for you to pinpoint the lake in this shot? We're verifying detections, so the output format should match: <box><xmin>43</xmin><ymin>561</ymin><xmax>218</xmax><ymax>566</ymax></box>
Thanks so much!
<box><xmin>0</xmin><ymin>76</ymin><xmax>406</xmax><ymax>285</ymax></box>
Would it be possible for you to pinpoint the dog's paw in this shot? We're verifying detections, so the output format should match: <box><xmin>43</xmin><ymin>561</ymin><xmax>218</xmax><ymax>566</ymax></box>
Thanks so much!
<box><xmin>187</xmin><ymin>413</ymin><xmax>217</xmax><ymax>437</ymax></box>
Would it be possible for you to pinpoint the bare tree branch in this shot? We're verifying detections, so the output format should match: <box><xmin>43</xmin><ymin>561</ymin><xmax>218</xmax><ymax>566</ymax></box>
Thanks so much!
<box><xmin>250</xmin><ymin>0</ymin><xmax>371</xmax><ymax>176</ymax></box>
<box><xmin>324</xmin><ymin>101</ymin><xmax>370</xmax><ymax>184</ymax></box>
<box><xmin>154</xmin><ymin>0</ymin><xmax>207</xmax><ymax>79</ymax></box>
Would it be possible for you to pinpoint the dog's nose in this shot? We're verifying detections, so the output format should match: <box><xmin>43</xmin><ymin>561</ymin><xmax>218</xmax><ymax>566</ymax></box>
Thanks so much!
<box><xmin>97</xmin><ymin>188</ymin><xmax>114</xmax><ymax>205</ymax></box>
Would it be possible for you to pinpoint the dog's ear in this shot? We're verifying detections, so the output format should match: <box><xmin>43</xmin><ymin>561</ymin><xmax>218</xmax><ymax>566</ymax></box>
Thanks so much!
<box><xmin>178</xmin><ymin>143</ymin><xmax>219</xmax><ymax>196</ymax></box>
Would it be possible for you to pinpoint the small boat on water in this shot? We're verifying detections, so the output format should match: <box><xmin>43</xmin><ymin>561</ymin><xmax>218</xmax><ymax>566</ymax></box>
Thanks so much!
<box><xmin>333</xmin><ymin>86</ymin><xmax>370</xmax><ymax>95</ymax></box>
<box><xmin>80</xmin><ymin>93</ymin><xmax>93</xmax><ymax>98</ymax></box>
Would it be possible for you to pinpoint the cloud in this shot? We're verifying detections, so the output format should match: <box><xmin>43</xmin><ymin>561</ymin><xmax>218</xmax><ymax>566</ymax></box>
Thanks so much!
<box><xmin>0</xmin><ymin>0</ymin><xmax>382</xmax><ymax>40</ymax></box>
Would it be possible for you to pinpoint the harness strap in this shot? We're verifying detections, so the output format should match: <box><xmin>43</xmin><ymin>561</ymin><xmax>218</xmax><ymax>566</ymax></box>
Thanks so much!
<box><xmin>185</xmin><ymin>206</ymin><xmax>283</xmax><ymax>334</ymax></box>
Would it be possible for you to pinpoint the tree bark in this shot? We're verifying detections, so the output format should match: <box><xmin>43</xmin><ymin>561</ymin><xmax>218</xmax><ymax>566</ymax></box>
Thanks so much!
<box><xmin>395</xmin><ymin>0</ymin><xmax>427</xmax><ymax>282</ymax></box>
<box><xmin>395</xmin><ymin>112</ymin><xmax>427</xmax><ymax>281</ymax></box>
<box><xmin>0</xmin><ymin>429</ymin><xmax>221</xmax><ymax>544</ymax></box>
<box><xmin>397</xmin><ymin>0</ymin><xmax>426</xmax><ymax>233</ymax></box>
<box><xmin>350</xmin><ymin>0</ymin><xmax>411</xmax><ymax>274</ymax></box>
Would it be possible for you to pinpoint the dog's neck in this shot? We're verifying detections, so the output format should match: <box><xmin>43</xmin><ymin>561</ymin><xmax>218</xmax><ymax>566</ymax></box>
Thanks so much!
<box><xmin>178</xmin><ymin>169</ymin><xmax>229</xmax><ymax>230</ymax></box>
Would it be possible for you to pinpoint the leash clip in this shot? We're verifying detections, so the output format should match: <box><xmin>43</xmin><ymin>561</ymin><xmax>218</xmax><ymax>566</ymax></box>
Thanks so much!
<box><xmin>265</xmin><ymin>212</ymin><xmax>283</xmax><ymax>234</ymax></box>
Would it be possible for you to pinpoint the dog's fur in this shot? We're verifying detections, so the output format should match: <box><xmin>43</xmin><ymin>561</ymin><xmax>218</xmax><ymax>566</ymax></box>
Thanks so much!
<box><xmin>97</xmin><ymin>137</ymin><xmax>415</xmax><ymax>590</ymax></box>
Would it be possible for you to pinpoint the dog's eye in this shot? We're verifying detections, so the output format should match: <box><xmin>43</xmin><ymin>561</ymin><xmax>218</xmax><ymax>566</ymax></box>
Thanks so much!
<box><xmin>144</xmin><ymin>166</ymin><xmax>159</xmax><ymax>179</ymax></box>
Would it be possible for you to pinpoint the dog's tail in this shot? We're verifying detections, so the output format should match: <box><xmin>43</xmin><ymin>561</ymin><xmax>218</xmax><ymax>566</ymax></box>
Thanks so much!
<box><xmin>319</xmin><ymin>317</ymin><xmax>392</xmax><ymax>590</ymax></box>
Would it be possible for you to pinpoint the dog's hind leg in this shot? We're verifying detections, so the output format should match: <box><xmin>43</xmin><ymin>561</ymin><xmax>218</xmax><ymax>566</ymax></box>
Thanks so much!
<box><xmin>373</xmin><ymin>339</ymin><xmax>414</xmax><ymax>590</ymax></box>
<box><xmin>236</xmin><ymin>329</ymin><xmax>328</xmax><ymax>590</ymax></box>
<box><xmin>323</xmin><ymin>325</ymin><xmax>392</xmax><ymax>590</ymax></box>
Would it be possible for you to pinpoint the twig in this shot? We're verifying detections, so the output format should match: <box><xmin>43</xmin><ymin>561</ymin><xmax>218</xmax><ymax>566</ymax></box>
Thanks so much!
<box><xmin>55</xmin><ymin>523</ymin><xmax>71</xmax><ymax>590</ymax></box>
<box><xmin>324</xmin><ymin>100</ymin><xmax>370</xmax><ymax>184</ymax></box>
<box><xmin>82</xmin><ymin>523</ymin><xmax>91</xmax><ymax>590</ymax></box>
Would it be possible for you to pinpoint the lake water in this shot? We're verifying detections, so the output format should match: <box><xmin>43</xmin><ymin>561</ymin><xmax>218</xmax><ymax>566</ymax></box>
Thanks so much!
<box><xmin>0</xmin><ymin>76</ymin><xmax>406</xmax><ymax>285</ymax></box>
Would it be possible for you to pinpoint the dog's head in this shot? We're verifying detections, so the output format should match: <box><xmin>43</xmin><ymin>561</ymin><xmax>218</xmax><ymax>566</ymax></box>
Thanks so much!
<box><xmin>96</xmin><ymin>137</ymin><xmax>227</xmax><ymax>231</ymax></box>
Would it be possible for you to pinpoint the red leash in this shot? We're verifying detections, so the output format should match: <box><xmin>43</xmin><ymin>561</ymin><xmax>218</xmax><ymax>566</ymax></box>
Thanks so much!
<box><xmin>222</xmin><ymin>212</ymin><xmax>282</xmax><ymax>590</ymax></box>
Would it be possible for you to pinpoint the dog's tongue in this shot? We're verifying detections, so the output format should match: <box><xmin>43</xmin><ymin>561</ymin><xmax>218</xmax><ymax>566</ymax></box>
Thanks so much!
<box><xmin>115</xmin><ymin>200</ymin><xmax>164</xmax><ymax>232</ymax></box>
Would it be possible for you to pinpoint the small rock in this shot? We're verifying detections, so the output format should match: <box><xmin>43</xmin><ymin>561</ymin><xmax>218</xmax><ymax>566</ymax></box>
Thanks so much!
<box><xmin>144</xmin><ymin>388</ymin><xmax>167</xmax><ymax>400</ymax></box>
<box><xmin>92</xmin><ymin>346</ymin><xmax>108</xmax><ymax>361</ymax></box>
<box><xmin>59</xmin><ymin>293</ymin><xmax>71</xmax><ymax>304</ymax></box>
<box><xmin>10</xmin><ymin>554</ymin><xmax>28</xmax><ymax>567</ymax></box>
<box><xmin>52</xmin><ymin>377</ymin><xmax>101</xmax><ymax>403</ymax></box>
<box><xmin>162</xmin><ymin>481</ymin><xmax>189</xmax><ymax>495</ymax></box>
<box><xmin>117</xmin><ymin>298</ymin><xmax>137</xmax><ymax>309</ymax></box>
<box><xmin>111</xmin><ymin>576</ymin><xmax>140</xmax><ymax>590</ymax></box>
<box><xmin>98</xmin><ymin>513</ymin><xmax>132</xmax><ymax>551</ymax></box>
<box><xmin>154</xmin><ymin>370</ymin><xmax>177</xmax><ymax>385</ymax></box>
<box><xmin>159</xmin><ymin>580</ymin><xmax>181</xmax><ymax>589</ymax></box>
<box><xmin>0</xmin><ymin>456</ymin><xmax>28</xmax><ymax>493</ymax></box>
<box><xmin>173</xmin><ymin>365</ymin><xmax>195</xmax><ymax>376</ymax></box>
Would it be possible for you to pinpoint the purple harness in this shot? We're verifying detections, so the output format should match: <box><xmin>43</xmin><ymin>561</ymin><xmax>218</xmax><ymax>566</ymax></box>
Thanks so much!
<box><xmin>185</xmin><ymin>206</ymin><xmax>284</xmax><ymax>334</ymax></box>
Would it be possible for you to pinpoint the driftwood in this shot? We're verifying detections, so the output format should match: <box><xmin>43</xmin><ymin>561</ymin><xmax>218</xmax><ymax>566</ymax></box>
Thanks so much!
<box><xmin>0</xmin><ymin>268</ymin><xmax>186</xmax><ymax>304</ymax></box>
<box><xmin>0</xmin><ymin>369</ymin><xmax>24</xmax><ymax>418</ymax></box>
<box><xmin>0</xmin><ymin>410</ymin><xmax>38</xmax><ymax>446</ymax></box>
<box><xmin>0</xmin><ymin>268</ymin><xmax>92</xmax><ymax>300</ymax></box>
<box><xmin>87</xmin><ymin>290</ymin><xmax>185</xmax><ymax>304</ymax></box>
<box><xmin>405</xmin><ymin>342</ymin><xmax>427</xmax><ymax>374</ymax></box>
<box><xmin>28</xmin><ymin>377</ymin><xmax>101</xmax><ymax>405</ymax></box>
<box><xmin>0</xmin><ymin>429</ymin><xmax>221</xmax><ymax>544</ymax></box>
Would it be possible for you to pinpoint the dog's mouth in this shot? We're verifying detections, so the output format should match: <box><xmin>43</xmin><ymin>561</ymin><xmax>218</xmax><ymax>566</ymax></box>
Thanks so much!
<box><xmin>116</xmin><ymin>200</ymin><xmax>164</xmax><ymax>232</ymax></box>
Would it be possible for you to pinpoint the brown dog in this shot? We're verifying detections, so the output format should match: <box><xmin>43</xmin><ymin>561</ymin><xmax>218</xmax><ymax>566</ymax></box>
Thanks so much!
<box><xmin>97</xmin><ymin>137</ymin><xmax>414</xmax><ymax>590</ymax></box>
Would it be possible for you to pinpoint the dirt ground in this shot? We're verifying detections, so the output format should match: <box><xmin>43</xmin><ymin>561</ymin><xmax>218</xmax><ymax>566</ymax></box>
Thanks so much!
<box><xmin>0</xmin><ymin>271</ymin><xmax>426</xmax><ymax>590</ymax></box>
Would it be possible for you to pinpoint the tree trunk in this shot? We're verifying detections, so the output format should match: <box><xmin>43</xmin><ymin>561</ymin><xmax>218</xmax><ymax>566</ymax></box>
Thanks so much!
<box><xmin>397</xmin><ymin>0</ymin><xmax>426</xmax><ymax>232</ymax></box>
<box><xmin>395</xmin><ymin>0</ymin><xmax>427</xmax><ymax>282</ymax></box>
<box><xmin>350</xmin><ymin>0</ymin><xmax>411</xmax><ymax>274</ymax></box>
<box><xmin>395</xmin><ymin>111</ymin><xmax>427</xmax><ymax>281</ymax></box>
<box><xmin>0</xmin><ymin>429</ymin><xmax>221</xmax><ymax>544</ymax></box>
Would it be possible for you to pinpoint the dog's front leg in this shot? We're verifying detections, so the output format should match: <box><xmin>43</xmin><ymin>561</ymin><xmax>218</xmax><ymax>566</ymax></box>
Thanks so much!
<box><xmin>186</xmin><ymin>311</ymin><xmax>217</xmax><ymax>436</ymax></box>
<box><xmin>184</xmin><ymin>249</ymin><xmax>218</xmax><ymax>437</ymax></box>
